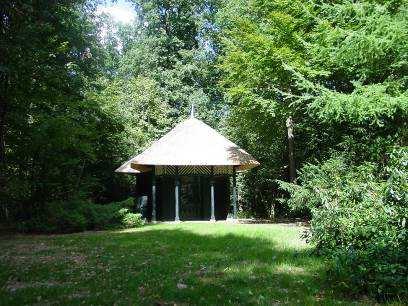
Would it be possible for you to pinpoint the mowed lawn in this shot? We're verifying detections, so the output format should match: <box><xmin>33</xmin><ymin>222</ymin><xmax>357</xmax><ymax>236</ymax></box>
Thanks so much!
<box><xmin>0</xmin><ymin>223</ymin><xmax>375</xmax><ymax>305</ymax></box>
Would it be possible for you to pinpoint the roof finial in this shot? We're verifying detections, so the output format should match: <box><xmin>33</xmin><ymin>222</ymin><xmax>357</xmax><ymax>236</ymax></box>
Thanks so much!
<box><xmin>190</xmin><ymin>104</ymin><xmax>195</xmax><ymax>118</ymax></box>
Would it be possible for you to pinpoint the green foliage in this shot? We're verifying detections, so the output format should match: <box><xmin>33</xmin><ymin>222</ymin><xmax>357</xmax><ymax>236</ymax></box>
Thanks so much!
<box><xmin>385</xmin><ymin>147</ymin><xmax>408</xmax><ymax>205</ymax></box>
<box><xmin>219</xmin><ymin>0</ymin><xmax>407</xmax><ymax>300</ymax></box>
<box><xmin>309</xmin><ymin>83</ymin><xmax>408</xmax><ymax>126</ymax></box>
<box><xmin>1</xmin><ymin>0</ymin><xmax>226</xmax><ymax>226</ymax></box>
<box><xmin>0</xmin><ymin>0</ymin><xmax>135</xmax><ymax>221</ymax></box>
<box><xmin>309</xmin><ymin>0</ymin><xmax>408</xmax><ymax>84</ymax></box>
<box><xmin>98</xmin><ymin>0</ymin><xmax>226</xmax><ymax>131</ymax></box>
<box><xmin>217</xmin><ymin>0</ymin><xmax>312</xmax><ymax>217</ymax></box>
<box><xmin>279</xmin><ymin>148</ymin><xmax>408</xmax><ymax>299</ymax></box>
<box><xmin>122</xmin><ymin>212</ymin><xmax>145</xmax><ymax>228</ymax></box>
<box><xmin>90</xmin><ymin>75</ymin><xmax>172</xmax><ymax>158</ymax></box>
<box><xmin>17</xmin><ymin>198</ymin><xmax>144</xmax><ymax>233</ymax></box>
<box><xmin>218</xmin><ymin>0</ymin><xmax>408</xmax><ymax>220</ymax></box>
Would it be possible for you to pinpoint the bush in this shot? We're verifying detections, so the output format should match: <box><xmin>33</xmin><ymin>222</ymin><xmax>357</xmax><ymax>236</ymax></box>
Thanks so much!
<box><xmin>59</xmin><ymin>209</ymin><xmax>88</xmax><ymax>233</ymax></box>
<box><xmin>279</xmin><ymin>148</ymin><xmax>408</xmax><ymax>300</ymax></box>
<box><xmin>17</xmin><ymin>200</ymin><xmax>89</xmax><ymax>233</ymax></box>
<box><xmin>17</xmin><ymin>197</ymin><xmax>145</xmax><ymax>233</ymax></box>
<box><xmin>122</xmin><ymin>213</ymin><xmax>145</xmax><ymax>228</ymax></box>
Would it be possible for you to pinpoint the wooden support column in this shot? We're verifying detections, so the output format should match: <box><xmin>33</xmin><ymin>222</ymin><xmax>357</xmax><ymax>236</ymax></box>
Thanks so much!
<box><xmin>175</xmin><ymin>166</ymin><xmax>180</xmax><ymax>222</ymax></box>
<box><xmin>151</xmin><ymin>167</ymin><xmax>156</xmax><ymax>222</ymax></box>
<box><xmin>210</xmin><ymin>166</ymin><xmax>215</xmax><ymax>221</ymax></box>
<box><xmin>232</xmin><ymin>166</ymin><xmax>237</xmax><ymax>220</ymax></box>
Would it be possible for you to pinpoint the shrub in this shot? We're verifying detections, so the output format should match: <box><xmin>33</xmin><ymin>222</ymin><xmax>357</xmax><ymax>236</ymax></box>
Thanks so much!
<box><xmin>17</xmin><ymin>200</ymin><xmax>89</xmax><ymax>233</ymax></box>
<box><xmin>86</xmin><ymin>202</ymin><xmax>124</xmax><ymax>230</ymax></box>
<box><xmin>16</xmin><ymin>197</ymin><xmax>145</xmax><ymax>233</ymax></box>
<box><xmin>278</xmin><ymin>148</ymin><xmax>408</xmax><ymax>300</ymax></box>
<box><xmin>122</xmin><ymin>213</ymin><xmax>145</xmax><ymax>228</ymax></box>
<box><xmin>114</xmin><ymin>206</ymin><xmax>145</xmax><ymax>228</ymax></box>
<box><xmin>58</xmin><ymin>209</ymin><xmax>88</xmax><ymax>233</ymax></box>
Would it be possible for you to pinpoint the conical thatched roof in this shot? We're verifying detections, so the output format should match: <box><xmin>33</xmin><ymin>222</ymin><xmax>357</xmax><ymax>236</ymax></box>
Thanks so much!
<box><xmin>116</xmin><ymin>117</ymin><xmax>259</xmax><ymax>173</ymax></box>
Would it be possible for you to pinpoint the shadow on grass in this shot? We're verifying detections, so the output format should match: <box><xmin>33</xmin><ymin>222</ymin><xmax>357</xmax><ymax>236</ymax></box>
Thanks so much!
<box><xmin>0</xmin><ymin>225</ymin><xmax>362</xmax><ymax>305</ymax></box>
<box><xmin>76</xmin><ymin>225</ymin><xmax>351</xmax><ymax>305</ymax></box>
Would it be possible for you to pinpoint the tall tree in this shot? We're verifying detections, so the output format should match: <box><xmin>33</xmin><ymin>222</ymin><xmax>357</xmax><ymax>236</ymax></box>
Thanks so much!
<box><xmin>217</xmin><ymin>0</ymin><xmax>311</xmax><ymax>217</ymax></box>
<box><xmin>0</xmin><ymin>1</ymin><xmax>125</xmax><ymax>219</ymax></box>
<box><xmin>124</xmin><ymin>0</ymin><xmax>224</xmax><ymax>126</ymax></box>
<box><xmin>93</xmin><ymin>0</ymin><xmax>226</xmax><ymax>164</ymax></box>
<box><xmin>218</xmin><ymin>0</ymin><xmax>408</xmax><ymax>218</ymax></box>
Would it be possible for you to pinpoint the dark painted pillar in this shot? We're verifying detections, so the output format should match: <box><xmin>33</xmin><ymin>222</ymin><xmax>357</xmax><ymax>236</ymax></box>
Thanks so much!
<box><xmin>151</xmin><ymin>167</ymin><xmax>157</xmax><ymax>222</ymax></box>
<box><xmin>210</xmin><ymin>166</ymin><xmax>215</xmax><ymax>221</ymax></box>
<box><xmin>175</xmin><ymin>166</ymin><xmax>180</xmax><ymax>222</ymax></box>
<box><xmin>232</xmin><ymin>166</ymin><xmax>237</xmax><ymax>219</ymax></box>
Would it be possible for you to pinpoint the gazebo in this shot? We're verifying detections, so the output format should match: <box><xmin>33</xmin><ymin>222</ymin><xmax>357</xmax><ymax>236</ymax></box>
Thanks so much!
<box><xmin>115</xmin><ymin>109</ymin><xmax>259</xmax><ymax>221</ymax></box>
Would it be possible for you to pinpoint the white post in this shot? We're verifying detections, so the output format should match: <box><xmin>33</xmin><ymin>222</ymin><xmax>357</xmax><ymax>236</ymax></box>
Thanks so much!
<box><xmin>210</xmin><ymin>166</ymin><xmax>215</xmax><ymax>221</ymax></box>
<box><xmin>175</xmin><ymin>167</ymin><xmax>180</xmax><ymax>222</ymax></box>
<box><xmin>190</xmin><ymin>104</ymin><xmax>195</xmax><ymax>118</ymax></box>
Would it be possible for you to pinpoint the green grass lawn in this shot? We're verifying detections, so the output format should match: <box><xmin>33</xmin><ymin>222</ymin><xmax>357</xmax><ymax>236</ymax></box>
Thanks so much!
<box><xmin>0</xmin><ymin>222</ymin><xmax>376</xmax><ymax>305</ymax></box>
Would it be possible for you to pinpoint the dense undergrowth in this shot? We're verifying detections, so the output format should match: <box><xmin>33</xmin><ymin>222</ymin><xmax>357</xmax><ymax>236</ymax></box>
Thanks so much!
<box><xmin>16</xmin><ymin>198</ymin><xmax>144</xmax><ymax>234</ymax></box>
<box><xmin>279</xmin><ymin>147</ymin><xmax>407</xmax><ymax>300</ymax></box>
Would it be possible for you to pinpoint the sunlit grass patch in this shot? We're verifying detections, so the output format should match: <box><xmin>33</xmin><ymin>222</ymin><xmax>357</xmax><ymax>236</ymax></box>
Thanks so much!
<box><xmin>0</xmin><ymin>223</ymin><xmax>375</xmax><ymax>305</ymax></box>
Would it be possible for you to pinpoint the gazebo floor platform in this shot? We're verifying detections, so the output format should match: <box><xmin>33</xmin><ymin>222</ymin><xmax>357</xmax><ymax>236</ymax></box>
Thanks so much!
<box><xmin>150</xmin><ymin>219</ymin><xmax>308</xmax><ymax>226</ymax></box>
<box><xmin>150</xmin><ymin>219</ymin><xmax>238</xmax><ymax>224</ymax></box>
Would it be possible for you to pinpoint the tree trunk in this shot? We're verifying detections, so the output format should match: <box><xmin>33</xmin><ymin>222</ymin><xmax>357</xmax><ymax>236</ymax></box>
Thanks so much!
<box><xmin>286</xmin><ymin>116</ymin><xmax>296</xmax><ymax>182</ymax></box>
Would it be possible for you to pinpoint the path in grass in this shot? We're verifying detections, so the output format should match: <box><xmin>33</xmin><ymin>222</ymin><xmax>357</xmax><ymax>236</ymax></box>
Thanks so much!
<box><xmin>0</xmin><ymin>223</ymin><xmax>374</xmax><ymax>305</ymax></box>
